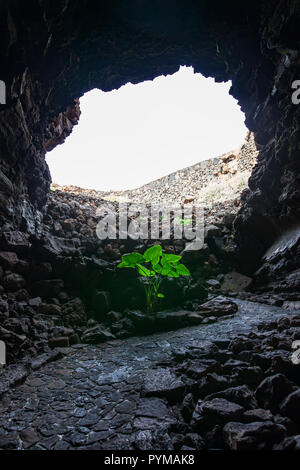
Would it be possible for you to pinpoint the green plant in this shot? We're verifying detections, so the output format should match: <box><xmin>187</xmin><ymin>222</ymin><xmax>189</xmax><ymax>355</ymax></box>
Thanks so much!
<box><xmin>175</xmin><ymin>217</ymin><xmax>192</xmax><ymax>226</ymax></box>
<box><xmin>117</xmin><ymin>244</ymin><xmax>191</xmax><ymax>313</ymax></box>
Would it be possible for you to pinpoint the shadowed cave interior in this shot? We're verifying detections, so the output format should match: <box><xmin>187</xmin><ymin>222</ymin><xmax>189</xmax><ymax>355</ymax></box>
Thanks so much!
<box><xmin>0</xmin><ymin>0</ymin><xmax>300</xmax><ymax>452</ymax></box>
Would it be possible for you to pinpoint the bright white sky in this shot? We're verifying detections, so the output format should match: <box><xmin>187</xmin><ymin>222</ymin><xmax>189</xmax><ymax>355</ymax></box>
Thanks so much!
<box><xmin>47</xmin><ymin>66</ymin><xmax>247</xmax><ymax>191</ymax></box>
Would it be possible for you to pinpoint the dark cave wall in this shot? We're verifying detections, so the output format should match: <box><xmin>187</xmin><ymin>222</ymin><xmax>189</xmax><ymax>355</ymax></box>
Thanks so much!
<box><xmin>0</xmin><ymin>0</ymin><xmax>299</xmax><ymax>273</ymax></box>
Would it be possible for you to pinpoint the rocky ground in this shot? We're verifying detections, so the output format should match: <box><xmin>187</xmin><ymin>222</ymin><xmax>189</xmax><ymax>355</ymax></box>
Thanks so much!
<box><xmin>1</xmin><ymin>179</ymin><xmax>300</xmax><ymax>365</ymax></box>
<box><xmin>99</xmin><ymin>131</ymin><xmax>258</xmax><ymax>208</ymax></box>
<box><xmin>0</xmin><ymin>299</ymin><xmax>299</xmax><ymax>450</ymax></box>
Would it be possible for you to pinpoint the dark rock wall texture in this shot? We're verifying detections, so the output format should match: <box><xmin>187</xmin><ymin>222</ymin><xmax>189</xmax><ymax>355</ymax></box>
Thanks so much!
<box><xmin>0</xmin><ymin>0</ymin><xmax>300</xmax><ymax>273</ymax></box>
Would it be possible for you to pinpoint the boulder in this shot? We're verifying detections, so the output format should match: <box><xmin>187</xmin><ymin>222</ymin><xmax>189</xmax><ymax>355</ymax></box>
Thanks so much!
<box><xmin>48</xmin><ymin>336</ymin><xmax>70</xmax><ymax>348</ymax></box>
<box><xmin>221</xmin><ymin>271</ymin><xmax>252</xmax><ymax>292</ymax></box>
<box><xmin>205</xmin><ymin>385</ymin><xmax>258</xmax><ymax>409</ymax></box>
<box><xmin>2</xmin><ymin>231</ymin><xmax>31</xmax><ymax>254</ymax></box>
<box><xmin>242</xmin><ymin>409</ymin><xmax>273</xmax><ymax>423</ymax></box>
<box><xmin>273</xmin><ymin>435</ymin><xmax>300</xmax><ymax>450</ymax></box>
<box><xmin>156</xmin><ymin>310</ymin><xmax>203</xmax><ymax>329</ymax></box>
<box><xmin>279</xmin><ymin>390</ymin><xmax>300</xmax><ymax>425</ymax></box>
<box><xmin>0</xmin><ymin>252</ymin><xmax>19</xmax><ymax>270</ymax></box>
<box><xmin>197</xmin><ymin>296</ymin><xmax>238</xmax><ymax>316</ymax></box>
<box><xmin>192</xmin><ymin>398</ymin><xmax>244</xmax><ymax>427</ymax></box>
<box><xmin>204</xmin><ymin>224</ymin><xmax>222</xmax><ymax>239</ymax></box>
<box><xmin>28</xmin><ymin>297</ymin><xmax>42</xmax><ymax>308</ymax></box>
<box><xmin>255</xmin><ymin>374</ymin><xmax>296</xmax><ymax>411</ymax></box>
<box><xmin>61</xmin><ymin>298</ymin><xmax>86</xmax><ymax>325</ymax></box>
<box><xmin>39</xmin><ymin>303</ymin><xmax>62</xmax><ymax>316</ymax></box>
<box><xmin>223</xmin><ymin>421</ymin><xmax>286</xmax><ymax>450</ymax></box>
<box><xmin>142</xmin><ymin>368</ymin><xmax>185</xmax><ymax>403</ymax></box>
<box><xmin>2</xmin><ymin>273</ymin><xmax>26</xmax><ymax>292</ymax></box>
<box><xmin>81</xmin><ymin>325</ymin><xmax>115</xmax><ymax>344</ymax></box>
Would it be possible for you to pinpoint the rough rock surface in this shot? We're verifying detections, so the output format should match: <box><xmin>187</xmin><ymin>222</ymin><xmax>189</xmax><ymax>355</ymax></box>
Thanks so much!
<box><xmin>0</xmin><ymin>0</ymin><xmax>300</xmax><ymax>452</ymax></box>
<box><xmin>100</xmin><ymin>132</ymin><xmax>257</xmax><ymax>207</ymax></box>
<box><xmin>0</xmin><ymin>0</ymin><xmax>300</xmax><ymax>277</ymax></box>
<box><xmin>0</xmin><ymin>300</ymin><xmax>299</xmax><ymax>450</ymax></box>
<box><xmin>1</xmin><ymin>179</ymin><xmax>251</xmax><ymax>363</ymax></box>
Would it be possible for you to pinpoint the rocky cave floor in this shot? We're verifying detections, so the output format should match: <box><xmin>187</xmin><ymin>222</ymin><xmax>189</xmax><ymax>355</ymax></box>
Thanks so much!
<box><xmin>0</xmin><ymin>299</ymin><xmax>300</xmax><ymax>451</ymax></box>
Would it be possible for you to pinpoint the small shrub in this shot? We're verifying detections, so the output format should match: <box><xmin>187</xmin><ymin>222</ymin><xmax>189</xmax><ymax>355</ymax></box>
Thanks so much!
<box><xmin>117</xmin><ymin>244</ymin><xmax>190</xmax><ymax>313</ymax></box>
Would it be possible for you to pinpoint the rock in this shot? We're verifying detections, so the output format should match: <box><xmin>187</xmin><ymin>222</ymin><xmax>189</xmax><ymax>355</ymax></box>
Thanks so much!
<box><xmin>273</xmin><ymin>415</ymin><xmax>299</xmax><ymax>436</ymax></box>
<box><xmin>187</xmin><ymin>339</ymin><xmax>219</xmax><ymax>355</ymax></box>
<box><xmin>210</xmin><ymin>236</ymin><xmax>238</xmax><ymax>258</ymax></box>
<box><xmin>223</xmin><ymin>213</ymin><xmax>236</xmax><ymax>229</ymax></box>
<box><xmin>28</xmin><ymin>297</ymin><xmax>42</xmax><ymax>308</ymax></box>
<box><xmin>223</xmin><ymin>421</ymin><xmax>286</xmax><ymax>450</ymax></box>
<box><xmin>104</xmin><ymin>243</ymin><xmax>121</xmax><ymax>260</ymax></box>
<box><xmin>19</xmin><ymin>428</ymin><xmax>40</xmax><ymax>449</ymax></box>
<box><xmin>134</xmin><ymin>430</ymin><xmax>154</xmax><ymax>450</ymax></box>
<box><xmin>142</xmin><ymin>368</ymin><xmax>185</xmax><ymax>403</ymax></box>
<box><xmin>34</xmin><ymin>235</ymin><xmax>77</xmax><ymax>258</ymax></box>
<box><xmin>273</xmin><ymin>435</ymin><xmax>300</xmax><ymax>450</ymax></box>
<box><xmin>156</xmin><ymin>310</ymin><xmax>203</xmax><ymax>329</ymax></box>
<box><xmin>228</xmin><ymin>337</ymin><xmax>257</xmax><ymax>354</ymax></box>
<box><xmin>205</xmin><ymin>385</ymin><xmax>258</xmax><ymax>409</ymax></box>
<box><xmin>205</xmin><ymin>424</ymin><xmax>224</xmax><ymax>448</ymax></box>
<box><xmin>81</xmin><ymin>325</ymin><xmax>115</xmax><ymax>344</ymax></box>
<box><xmin>282</xmin><ymin>301</ymin><xmax>300</xmax><ymax>311</ymax></box>
<box><xmin>62</xmin><ymin>298</ymin><xmax>86</xmax><ymax>325</ymax></box>
<box><xmin>242</xmin><ymin>409</ymin><xmax>273</xmax><ymax>423</ymax></box>
<box><xmin>204</xmin><ymin>224</ymin><xmax>222</xmax><ymax>239</ymax></box>
<box><xmin>0</xmin><ymin>169</ymin><xmax>14</xmax><ymax>194</ymax></box>
<box><xmin>49</xmin><ymin>336</ymin><xmax>70</xmax><ymax>348</ymax></box>
<box><xmin>206</xmin><ymin>279</ymin><xmax>221</xmax><ymax>288</ymax></box>
<box><xmin>39</xmin><ymin>303</ymin><xmax>62</xmax><ymax>315</ymax></box>
<box><xmin>2</xmin><ymin>231</ymin><xmax>31</xmax><ymax>254</ymax></box>
<box><xmin>197</xmin><ymin>296</ymin><xmax>238</xmax><ymax>316</ymax></box>
<box><xmin>192</xmin><ymin>398</ymin><xmax>244</xmax><ymax>427</ymax></box>
<box><xmin>69</xmin><ymin>333</ymin><xmax>80</xmax><ymax>345</ymax></box>
<box><xmin>180</xmin><ymin>243</ymin><xmax>210</xmax><ymax>265</ymax></box>
<box><xmin>2</xmin><ymin>273</ymin><xmax>26</xmax><ymax>291</ymax></box>
<box><xmin>135</xmin><ymin>398</ymin><xmax>170</xmax><ymax>422</ymax></box>
<box><xmin>63</xmin><ymin>218</ymin><xmax>76</xmax><ymax>231</ymax></box>
<box><xmin>221</xmin><ymin>272</ymin><xmax>252</xmax><ymax>292</ymax></box>
<box><xmin>197</xmin><ymin>373</ymin><xmax>229</xmax><ymax>397</ymax></box>
<box><xmin>255</xmin><ymin>374</ymin><xmax>296</xmax><ymax>411</ymax></box>
<box><xmin>184</xmin><ymin>433</ymin><xmax>206</xmax><ymax>450</ymax></box>
<box><xmin>184</xmin><ymin>280</ymin><xmax>207</xmax><ymax>301</ymax></box>
<box><xmin>231</xmin><ymin>366</ymin><xmax>263</xmax><ymax>386</ymax></box>
<box><xmin>279</xmin><ymin>390</ymin><xmax>300</xmax><ymax>425</ymax></box>
<box><xmin>0</xmin><ymin>251</ymin><xmax>19</xmax><ymax>269</ymax></box>
<box><xmin>180</xmin><ymin>393</ymin><xmax>196</xmax><ymax>422</ymax></box>
<box><xmin>51</xmin><ymin>326</ymin><xmax>74</xmax><ymax>337</ymax></box>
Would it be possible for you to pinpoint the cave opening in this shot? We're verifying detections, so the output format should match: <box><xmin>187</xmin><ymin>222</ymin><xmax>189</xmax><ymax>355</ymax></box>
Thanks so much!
<box><xmin>46</xmin><ymin>66</ymin><xmax>249</xmax><ymax>204</ymax></box>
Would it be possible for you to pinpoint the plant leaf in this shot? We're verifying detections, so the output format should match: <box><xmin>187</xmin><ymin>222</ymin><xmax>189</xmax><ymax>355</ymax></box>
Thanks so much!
<box><xmin>161</xmin><ymin>264</ymin><xmax>179</xmax><ymax>277</ymax></box>
<box><xmin>144</xmin><ymin>245</ymin><xmax>162</xmax><ymax>265</ymax></box>
<box><xmin>152</xmin><ymin>263</ymin><xmax>163</xmax><ymax>274</ymax></box>
<box><xmin>117</xmin><ymin>252</ymin><xmax>144</xmax><ymax>268</ymax></box>
<box><xmin>175</xmin><ymin>263</ymin><xmax>191</xmax><ymax>276</ymax></box>
<box><xmin>157</xmin><ymin>293</ymin><xmax>164</xmax><ymax>298</ymax></box>
<box><xmin>136</xmin><ymin>264</ymin><xmax>155</xmax><ymax>277</ymax></box>
<box><xmin>161</xmin><ymin>253</ymin><xmax>181</xmax><ymax>265</ymax></box>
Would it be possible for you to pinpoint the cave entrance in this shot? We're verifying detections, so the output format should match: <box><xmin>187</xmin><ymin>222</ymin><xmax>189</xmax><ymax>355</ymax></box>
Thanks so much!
<box><xmin>46</xmin><ymin>66</ymin><xmax>252</xmax><ymax>208</ymax></box>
